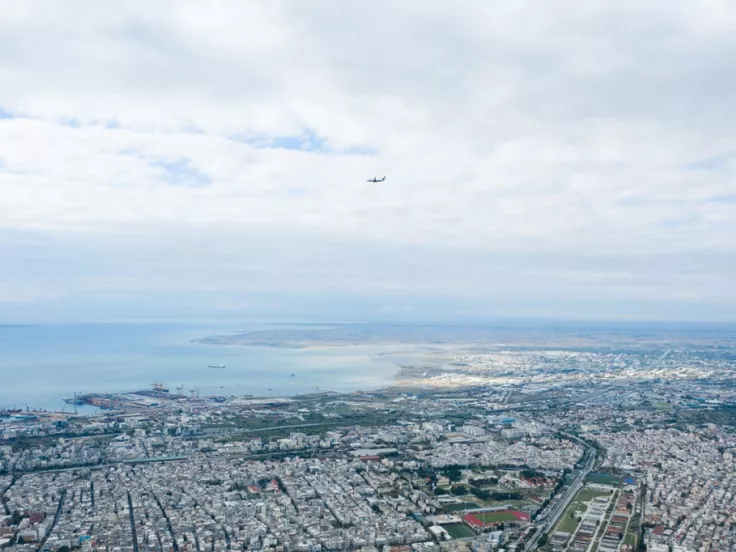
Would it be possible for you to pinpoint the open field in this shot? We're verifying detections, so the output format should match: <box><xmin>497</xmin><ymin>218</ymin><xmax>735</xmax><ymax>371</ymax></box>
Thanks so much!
<box><xmin>587</xmin><ymin>472</ymin><xmax>621</xmax><ymax>486</ymax></box>
<box><xmin>443</xmin><ymin>502</ymin><xmax>480</xmax><ymax>512</ymax></box>
<box><xmin>578</xmin><ymin>487</ymin><xmax>613</xmax><ymax>502</ymax></box>
<box><xmin>553</xmin><ymin>487</ymin><xmax>613</xmax><ymax>534</ymax></box>
<box><xmin>479</xmin><ymin>498</ymin><xmax>532</xmax><ymax>508</ymax></box>
<box><xmin>476</xmin><ymin>511</ymin><xmax>519</xmax><ymax>523</ymax></box>
<box><xmin>555</xmin><ymin>506</ymin><xmax>583</xmax><ymax>534</ymax></box>
<box><xmin>442</xmin><ymin>523</ymin><xmax>475</xmax><ymax>538</ymax></box>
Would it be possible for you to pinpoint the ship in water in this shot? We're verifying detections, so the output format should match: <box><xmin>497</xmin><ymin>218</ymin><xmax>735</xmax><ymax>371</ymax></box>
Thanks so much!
<box><xmin>63</xmin><ymin>393</ymin><xmax>85</xmax><ymax>405</ymax></box>
<box><xmin>208</xmin><ymin>364</ymin><xmax>226</xmax><ymax>369</ymax></box>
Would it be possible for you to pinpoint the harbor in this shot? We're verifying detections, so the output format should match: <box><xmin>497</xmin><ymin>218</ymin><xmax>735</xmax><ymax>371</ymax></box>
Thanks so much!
<box><xmin>60</xmin><ymin>383</ymin><xmax>236</xmax><ymax>411</ymax></box>
<box><xmin>0</xmin><ymin>323</ymin><xmax>401</xmax><ymax>412</ymax></box>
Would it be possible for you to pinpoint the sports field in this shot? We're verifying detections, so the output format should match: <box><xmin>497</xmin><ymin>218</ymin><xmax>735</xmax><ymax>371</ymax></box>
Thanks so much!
<box><xmin>464</xmin><ymin>510</ymin><xmax>530</xmax><ymax>527</ymax></box>
<box><xmin>443</xmin><ymin>502</ymin><xmax>480</xmax><ymax>512</ymax></box>
<box><xmin>586</xmin><ymin>472</ymin><xmax>620</xmax><ymax>486</ymax></box>
<box><xmin>442</xmin><ymin>523</ymin><xmax>475</xmax><ymax>538</ymax></box>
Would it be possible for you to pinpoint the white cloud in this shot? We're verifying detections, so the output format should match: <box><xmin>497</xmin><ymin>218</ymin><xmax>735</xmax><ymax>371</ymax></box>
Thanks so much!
<box><xmin>1</xmin><ymin>0</ymin><xmax>735</xmax><ymax>320</ymax></box>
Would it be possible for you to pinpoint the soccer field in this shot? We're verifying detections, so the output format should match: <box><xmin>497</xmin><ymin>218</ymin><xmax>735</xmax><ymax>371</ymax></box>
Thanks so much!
<box><xmin>586</xmin><ymin>472</ymin><xmax>621</xmax><ymax>486</ymax></box>
<box><xmin>475</xmin><ymin>511</ymin><xmax>519</xmax><ymax>523</ymax></box>
<box><xmin>442</xmin><ymin>523</ymin><xmax>475</xmax><ymax>538</ymax></box>
<box><xmin>443</xmin><ymin>502</ymin><xmax>481</xmax><ymax>512</ymax></box>
<box><xmin>464</xmin><ymin>509</ymin><xmax>531</xmax><ymax>528</ymax></box>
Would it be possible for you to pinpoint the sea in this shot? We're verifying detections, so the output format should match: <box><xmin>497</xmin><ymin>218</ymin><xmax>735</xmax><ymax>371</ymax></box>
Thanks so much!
<box><xmin>0</xmin><ymin>323</ymin><xmax>404</xmax><ymax>412</ymax></box>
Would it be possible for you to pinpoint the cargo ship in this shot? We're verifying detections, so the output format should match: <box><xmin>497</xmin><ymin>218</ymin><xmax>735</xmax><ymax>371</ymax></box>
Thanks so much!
<box><xmin>63</xmin><ymin>393</ymin><xmax>85</xmax><ymax>405</ymax></box>
<box><xmin>208</xmin><ymin>364</ymin><xmax>226</xmax><ymax>369</ymax></box>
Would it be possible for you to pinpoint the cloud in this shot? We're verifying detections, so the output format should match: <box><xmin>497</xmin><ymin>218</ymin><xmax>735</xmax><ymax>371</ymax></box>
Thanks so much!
<box><xmin>0</xmin><ymin>0</ymin><xmax>735</xmax><ymax>321</ymax></box>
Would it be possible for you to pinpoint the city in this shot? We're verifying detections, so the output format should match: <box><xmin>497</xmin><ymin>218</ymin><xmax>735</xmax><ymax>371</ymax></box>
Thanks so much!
<box><xmin>2</xmin><ymin>342</ymin><xmax>735</xmax><ymax>551</ymax></box>
<box><xmin>2</xmin><ymin>0</ymin><xmax>736</xmax><ymax>550</ymax></box>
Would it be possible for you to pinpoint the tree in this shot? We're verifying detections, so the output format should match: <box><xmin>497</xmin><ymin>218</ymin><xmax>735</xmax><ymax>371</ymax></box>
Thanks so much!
<box><xmin>538</xmin><ymin>533</ymin><xmax>549</xmax><ymax>546</ymax></box>
<box><xmin>470</xmin><ymin>477</ymin><xmax>498</xmax><ymax>486</ymax></box>
<box><xmin>10</xmin><ymin>510</ymin><xmax>23</xmax><ymax>526</ymax></box>
<box><xmin>489</xmin><ymin>491</ymin><xmax>523</xmax><ymax>501</ymax></box>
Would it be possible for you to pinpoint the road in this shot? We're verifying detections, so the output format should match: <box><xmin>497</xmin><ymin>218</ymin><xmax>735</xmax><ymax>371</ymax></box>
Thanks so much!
<box><xmin>490</xmin><ymin>348</ymin><xmax>673</xmax><ymax>550</ymax></box>
<box><xmin>36</xmin><ymin>489</ymin><xmax>66</xmax><ymax>552</ymax></box>
<box><xmin>127</xmin><ymin>492</ymin><xmax>139</xmax><ymax>552</ymax></box>
<box><xmin>6</xmin><ymin>455</ymin><xmax>189</xmax><ymax>475</ymax></box>
<box><xmin>200</xmin><ymin>421</ymin><xmax>347</xmax><ymax>438</ymax></box>
<box><xmin>153</xmin><ymin>492</ymin><xmax>179</xmax><ymax>552</ymax></box>
<box><xmin>519</xmin><ymin>352</ymin><xmax>668</xmax><ymax>551</ymax></box>
<box><xmin>523</xmin><ymin>430</ymin><xmax>597</xmax><ymax>551</ymax></box>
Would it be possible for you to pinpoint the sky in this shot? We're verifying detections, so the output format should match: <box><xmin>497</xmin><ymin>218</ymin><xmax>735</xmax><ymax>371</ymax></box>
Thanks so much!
<box><xmin>1</xmin><ymin>0</ymin><xmax>735</xmax><ymax>323</ymax></box>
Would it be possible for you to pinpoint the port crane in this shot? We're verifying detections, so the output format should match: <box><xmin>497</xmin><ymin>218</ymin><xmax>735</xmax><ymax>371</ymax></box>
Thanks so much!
<box><xmin>63</xmin><ymin>392</ymin><xmax>84</xmax><ymax>406</ymax></box>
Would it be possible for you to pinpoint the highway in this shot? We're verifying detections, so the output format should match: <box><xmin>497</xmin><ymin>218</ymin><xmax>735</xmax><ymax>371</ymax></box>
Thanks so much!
<box><xmin>522</xmin><ymin>429</ymin><xmax>597</xmax><ymax>551</ymax></box>
<box><xmin>524</xmin><ymin>348</ymin><xmax>673</xmax><ymax>549</ymax></box>
<box><xmin>521</xmin><ymin>351</ymin><xmax>673</xmax><ymax>548</ymax></box>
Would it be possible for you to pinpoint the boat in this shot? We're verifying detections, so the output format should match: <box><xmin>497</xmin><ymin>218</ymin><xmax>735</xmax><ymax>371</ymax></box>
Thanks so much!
<box><xmin>63</xmin><ymin>393</ymin><xmax>85</xmax><ymax>405</ymax></box>
<box><xmin>208</xmin><ymin>364</ymin><xmax>226</xmax><ymax>369</ymax></box>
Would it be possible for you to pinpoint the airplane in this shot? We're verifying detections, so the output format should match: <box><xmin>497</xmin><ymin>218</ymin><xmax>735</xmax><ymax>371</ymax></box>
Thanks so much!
<box><xmin>367</xmin><ymin>176</ymin><xmax>386</xmax><ymax>183</ymax></box>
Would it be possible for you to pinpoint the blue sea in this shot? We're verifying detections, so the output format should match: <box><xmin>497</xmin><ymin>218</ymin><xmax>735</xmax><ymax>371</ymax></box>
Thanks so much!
<box><xmin>0</xmin><ymin>323</ymin><xmax>402</xmax><ymax>411</ymax></box>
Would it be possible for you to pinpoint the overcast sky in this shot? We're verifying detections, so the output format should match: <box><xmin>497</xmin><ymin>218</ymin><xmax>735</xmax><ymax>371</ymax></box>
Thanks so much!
<box><xmin>1</xmin><ymin>0</ymin><xmax>735</xmax><ymax>323</ymax></box>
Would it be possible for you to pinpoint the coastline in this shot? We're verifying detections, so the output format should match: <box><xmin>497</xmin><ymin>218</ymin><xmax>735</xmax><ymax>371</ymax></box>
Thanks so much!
<box><xmin>1</xmin><ymin>324</ymin><xmax>411</xmax><ymax>412</ymax></box>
